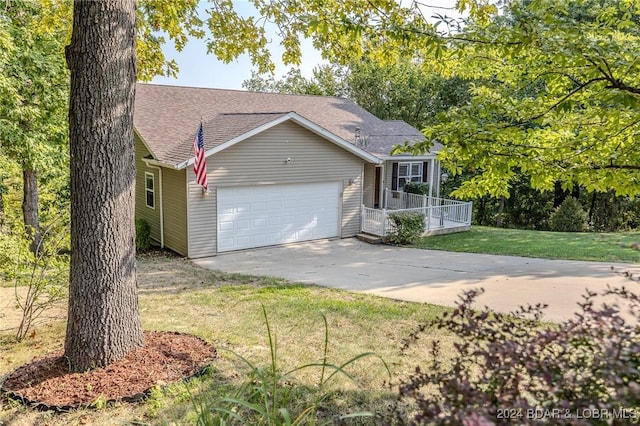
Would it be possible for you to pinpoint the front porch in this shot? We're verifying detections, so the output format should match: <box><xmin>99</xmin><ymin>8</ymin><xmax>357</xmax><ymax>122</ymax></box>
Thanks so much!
<box><xmin>361</xmin><ymin>190</ymin><xmax>473</xmax><ymax>237</ymax></box>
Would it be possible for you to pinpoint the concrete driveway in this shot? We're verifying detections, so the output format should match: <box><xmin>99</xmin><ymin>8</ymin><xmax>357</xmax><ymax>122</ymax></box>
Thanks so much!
<box><xmin>193</xmin><ymin>238</ymin><xmax>640</xmax><ymax>322</ymax></box>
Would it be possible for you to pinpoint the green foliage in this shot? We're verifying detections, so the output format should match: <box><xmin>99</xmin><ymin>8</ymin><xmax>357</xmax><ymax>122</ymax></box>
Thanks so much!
<box><xmin>403</xmin><ymin>181</ymin><xmax>430</xmax><ymax>196</ymax></box>
<box><xmin>414</xmin><ymin>0</ymin><xmax>640</xmax><ymax>198</ymax></box>
<box><xmin>584</xmin><ymin>191</ymin><xmax>640</xmax><ymax>231</ymax></box>
<box><xmin>347</xmin><ymin>58</ymin><xmax>470</xmax><ymax>129</ymax></box>
<box><xmin>549</xmin><ymin>196</ymin><xmax>588</xmax><ymax>232</ymax></box>
<box><xmin>39</xmin><ymin>0</ymin><xmax>206</xmax><ymax>81</ymax></box>
<box><xmin>386</xmin><ymin>211</ymin><xmax>425</xmax><ymax>245</ymax></box>
<box><xmin>242</xmin><ymin>66</ymin><xmax>348</xmax><ymax>96</ymax></box>
<box><xmin>244</xmin><ymin>59</ymin><xmax>470</xmax><ymax>132</ymax></box>
<box><xmin>502</xmin><ymin>181</ymin><xmax>555</xmax><ymax>230</ymax></box>
<box><xmin>135</xmin><ymin>218</ymin><xmax>152</xmax><ymax>252</ymax></box>
<box><xmin>190</xmin><ymin>306</ymin><xmax>387</xmax><ymax>425</ymax></box>
<box><xmin>449</xmin><ymin>171</ymin><xmax>555</xmax><ymax>230</ymax></box>
<box><xmin>398</xmin><ymin>286</ymin><xmax>640</xmax><ymax>424</ymax></box>
<box><xmin>0</xmin><ymin>1</ymin><xmax>69</xmax><ymax>172</ymax></box>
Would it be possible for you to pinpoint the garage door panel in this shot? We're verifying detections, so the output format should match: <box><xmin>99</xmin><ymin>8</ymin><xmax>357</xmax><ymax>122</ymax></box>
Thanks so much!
<box><xmin>217</xmin><ymin>182</ymin><xmax>340</xmax><ymax>252</ymax></box>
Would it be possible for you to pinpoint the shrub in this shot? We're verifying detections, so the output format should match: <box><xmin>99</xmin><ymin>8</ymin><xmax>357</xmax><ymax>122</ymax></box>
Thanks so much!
<box><xmin>404</xmin><ymin>182</ymin><xmax>430</xmax><ymax>196</ymax></box>
<box><xmin>135</xmin><ymin>218</ymin><xmax>151</xmax><ymax>251</ymax></box>
<box><xmin>1</xmin><ymin>218</ymin><xmax>69</xmax><ymax>342</ymax></box>
<box><xmin>386</xmin><ymin>211</ymin><xmax>425</xmax><ymax>245</ymax></box>
<box><xmin>549</xmin><ymin>196</ymin><xmax>588</xmax><ymax>232</ymax></box>
<box><xmin>397</xmin><ymin>285</ymin><xmax>640</xmax><ymax>425</ymax></box>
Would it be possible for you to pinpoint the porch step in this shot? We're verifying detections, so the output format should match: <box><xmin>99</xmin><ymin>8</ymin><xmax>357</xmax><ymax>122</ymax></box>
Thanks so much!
<box><xmin>356</xmin><ymin>233</ymin><xmax>384</xmax><ymax>245</ymax></box>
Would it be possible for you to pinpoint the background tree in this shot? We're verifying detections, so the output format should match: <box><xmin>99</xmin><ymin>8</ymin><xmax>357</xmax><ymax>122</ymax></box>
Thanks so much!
<box><xmin>243</xmin><ymin>58</ymin><xmax>470</xmax><ymax>130</ymax></box>
<box><xmin>242</xmin><ymin>65</ymin><xmax>347</xmax><ymax>96</ymax></box>
<box><xmin>0</xmin><ymin>2</ymin><xmax>69</xmax><ymax>253</ymax></box>
<box><xmin>346</xmin><ymin>57</ymin><xmax>469</xmax><ymax>129</ymax></box>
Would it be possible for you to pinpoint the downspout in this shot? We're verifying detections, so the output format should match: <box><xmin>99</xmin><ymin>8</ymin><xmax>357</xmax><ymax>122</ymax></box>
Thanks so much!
<box><xmin>145</xmin><ymin>164</ymin><xmax>164</xmax><ymax>248</ymax></box>
<box><xmin>361</xmin><ymin>162</ymin><xmax>365</xmax><ymax>207</ymax></box>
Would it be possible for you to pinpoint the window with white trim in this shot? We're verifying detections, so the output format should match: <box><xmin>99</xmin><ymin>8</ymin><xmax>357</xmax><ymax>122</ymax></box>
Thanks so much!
<box><xmin>397</xmin><ymin>162</ymin><xmax>423</xmax><ymax>190</ymax></box>
<box><xmin>145</xmin><ymin>172</ymin><xmax>155</xmax><ymax>209</ymax></box>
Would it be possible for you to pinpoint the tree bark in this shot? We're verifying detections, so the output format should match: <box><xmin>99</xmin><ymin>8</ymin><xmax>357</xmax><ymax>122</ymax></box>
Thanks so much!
<box><xmin>64</xmin><ymin>0</ymin><xmax>143</xmax><ymax>372</ymax></box>
<box><xmin>21</xmin><ymin>169</ymin><xmax>42</xmax><ymax>253</ymax></box>
<box><xmin>0</xmin><ymin>186</ymin><xmax>5</xmax><ymax>233</ymax></box>
<box><xmin>496</xmin><ymin>196</ymin><xmax>505</xmax><ymax>227</ymax></box>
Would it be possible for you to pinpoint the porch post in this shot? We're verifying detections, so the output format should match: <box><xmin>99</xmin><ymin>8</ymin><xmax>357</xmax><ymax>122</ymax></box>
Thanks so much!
<box><xmin>428</xmin><ymin>158</ymin><xmax>434</xmax><ymax>207</ymax></box>
<box><xmin>382</xmin><ymin>208</ymin><xmax>387</xmax><ymax>236</ymax></box>
<box><xmin>378</xmin><ymin>164</ymin><xmax>385</xmax><ymax>209</ymax></box>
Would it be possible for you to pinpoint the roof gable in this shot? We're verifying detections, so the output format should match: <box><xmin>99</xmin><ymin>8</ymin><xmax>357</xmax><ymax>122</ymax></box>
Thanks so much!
<box><xmin>175</xmin><ymin>112</ymin><xmax>381</xmax><ymax>169</ymax></box>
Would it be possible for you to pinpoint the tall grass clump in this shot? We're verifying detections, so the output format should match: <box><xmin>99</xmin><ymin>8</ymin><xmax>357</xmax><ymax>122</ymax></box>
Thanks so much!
<box><xmin>191</xmin><ymin>306</ymin><xmax>390</xmax><ymax>425</ymax></box>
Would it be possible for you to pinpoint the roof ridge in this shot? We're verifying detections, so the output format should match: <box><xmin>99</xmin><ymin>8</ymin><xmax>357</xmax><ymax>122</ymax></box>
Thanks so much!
<box><xmin>221</xmin><ymin>111</ymin><xmax>293</xmax><ymax>116</ymax></box>
<box><xmin>137</xmin><ymin>82</ymin><xmax>348</xmax><ymax>101</ymax></box>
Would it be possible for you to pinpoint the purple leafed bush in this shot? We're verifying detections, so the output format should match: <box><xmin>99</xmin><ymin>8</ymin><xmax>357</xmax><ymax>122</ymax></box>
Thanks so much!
<box><xmin>397</xmin><ymin>281</ymin><xmax>640</xmax><ymax>425</ymax></box>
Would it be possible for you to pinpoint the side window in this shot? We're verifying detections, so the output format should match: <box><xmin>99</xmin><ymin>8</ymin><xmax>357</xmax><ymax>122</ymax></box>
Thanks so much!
<box><xmin>145</xmin><ymin>172</ymin><xmax>155</xmax><ymax>209</ymax></box>
<box><xmin>397</xmin><ymin>162</ymin><xmax>423</xmax><ymax>190</ymax></box>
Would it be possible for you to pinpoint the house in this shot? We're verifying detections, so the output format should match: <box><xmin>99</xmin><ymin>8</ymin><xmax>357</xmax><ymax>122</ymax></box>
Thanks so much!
<box><xmin>134</xmin><ymin>83</ymin><xmax>457</xmax><ymax>258</ymax></box>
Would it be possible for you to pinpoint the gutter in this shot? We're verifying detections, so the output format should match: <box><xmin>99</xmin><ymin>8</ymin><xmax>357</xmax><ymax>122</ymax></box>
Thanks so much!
<box><xmin>145</xmin><ymin>158</ymin><xmax>181</xmax><ymax>170</ymax></box>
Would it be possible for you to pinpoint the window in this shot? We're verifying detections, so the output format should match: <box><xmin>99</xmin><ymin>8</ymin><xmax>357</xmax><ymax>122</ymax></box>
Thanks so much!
<box><xmin>397</xmin><ymin>162</ymin><xmax>423</xmax><ymax>190</ymax></box>
<box><xmin>145</xmin><ymin>172</ymin><xmax>155</xmax><ymax>209</ymax></box>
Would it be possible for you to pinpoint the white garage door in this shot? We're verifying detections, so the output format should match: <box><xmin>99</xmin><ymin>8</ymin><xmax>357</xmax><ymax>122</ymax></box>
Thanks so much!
<box><xmin>217</xmin><ymin>182</ymin><xmax>341</xmax><ymax>252</ymax></box>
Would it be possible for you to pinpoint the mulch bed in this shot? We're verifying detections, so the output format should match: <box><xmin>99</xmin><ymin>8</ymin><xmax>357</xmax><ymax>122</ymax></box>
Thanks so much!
<box><xmin>1</xmin><ymin>331</ymin><xmax>216</xmax><ymax>410</ymax></box>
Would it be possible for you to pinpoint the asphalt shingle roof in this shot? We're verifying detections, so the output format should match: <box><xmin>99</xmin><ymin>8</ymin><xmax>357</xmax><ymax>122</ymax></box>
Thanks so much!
<box><xmin>134</xmin><ymin>83</ymin><xmax>434</xmax><ymax>166</ymax></box>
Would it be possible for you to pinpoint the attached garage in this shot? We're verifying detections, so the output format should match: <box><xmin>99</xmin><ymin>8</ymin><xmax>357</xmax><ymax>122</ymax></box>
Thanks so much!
<box><xmin>217</xmin><ymin>182</ymin><xmax>341</xmax><ymax>252</ymax></box>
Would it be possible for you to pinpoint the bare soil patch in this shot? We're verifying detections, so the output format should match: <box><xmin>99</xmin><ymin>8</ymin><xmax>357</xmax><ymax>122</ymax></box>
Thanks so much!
<box><xmin>1</xmin><ymin>331</ymin><xmax>216</xmax><ymax>409</ymax></box>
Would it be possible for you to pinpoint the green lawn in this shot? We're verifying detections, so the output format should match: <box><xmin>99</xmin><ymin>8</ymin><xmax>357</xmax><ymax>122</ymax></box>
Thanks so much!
<box><xmin>417</xmin><ymin>226</ymin><xmax>640</xmax><ymax>263</ymax></box>
<box><xmin>0</xmin><ymin>252</ymin><xmax>450</xmax><ymax>425</ymax></box>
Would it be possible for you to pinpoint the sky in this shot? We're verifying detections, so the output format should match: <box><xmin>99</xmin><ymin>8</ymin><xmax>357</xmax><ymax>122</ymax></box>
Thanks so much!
<box><xmin>150</xmin><ymin>0</ymin><xmax>460</xmax><ymax>90</ymax></box>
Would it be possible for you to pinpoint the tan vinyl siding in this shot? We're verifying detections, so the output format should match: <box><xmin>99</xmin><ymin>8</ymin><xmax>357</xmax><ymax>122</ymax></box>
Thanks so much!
<box><xmin>187</xmin><ymin>173</ymin><xmax>217</xmax><ymax>258</ymax></box>
<box><xmin>162</xmin><ymin>168</ymin><xmax>188</xmax><ymax>256</ymax></box>
<box><xmin>207</xmin><ymin>122</ymin><xmax>363</xmax><ymax>185</ymax></box>
<box><xmin>135</xmin><ymin>134</ymin><xmax>161</xmax><ymax>243</ymax></box>
<box><xmin>187</xmin><ymin>121</ymin><xmax>364</xmax><ymax>257</ymax></box>
<box><xmin>363</xmin><ymin>163</ymin><xmax>376</xmax><ymax>208</ymax></box>
<box><xmin>341</xmin><ymin>175</ymin><xmax>362</xmax><ymax>236</ymax></box>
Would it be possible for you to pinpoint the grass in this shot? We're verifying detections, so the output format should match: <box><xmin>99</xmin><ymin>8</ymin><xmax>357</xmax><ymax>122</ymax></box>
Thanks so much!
<box><xmin>417</xmin><ymin>226</ymin><xmax>640</xmax><ymax>263</ymax></box>
<box><xmin>0</xmin><ymin>251</ymin><xmax>451</xmax><ymax>425</ymax></box>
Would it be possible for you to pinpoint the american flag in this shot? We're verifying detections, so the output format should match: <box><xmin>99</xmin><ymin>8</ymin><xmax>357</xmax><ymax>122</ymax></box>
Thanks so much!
<box><xmin>193</xmin><ymin>122</ymin><xmax>208</xmax><ymax>191</ymax></box>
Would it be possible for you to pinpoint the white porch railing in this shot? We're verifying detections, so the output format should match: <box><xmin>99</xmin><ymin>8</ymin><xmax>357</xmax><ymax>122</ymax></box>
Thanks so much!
<box><xmin>361</xmin><ymin>190</ymin><xmax>473</xmax><ymax>237</ymax></box>
<box><xmin>384</xmin><ymin>190</ymin><xmax>430</xmax><ymax>210</ymax></box>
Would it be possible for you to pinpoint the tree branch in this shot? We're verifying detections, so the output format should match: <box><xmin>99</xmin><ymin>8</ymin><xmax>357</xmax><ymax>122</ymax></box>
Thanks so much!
<box><xmin>592</xmin><ymin>163</ymin><xmax>640</xmax><ymax>171</ymax></box>
<box><xmin>504</xmin><ymin>77</ymin><xmax>608</xmax><ymax>128</ymax></box>
<box><xmin>607</xmin><ymin>79</ymin><xmax>640</xmax><ymax>95</ymax></box>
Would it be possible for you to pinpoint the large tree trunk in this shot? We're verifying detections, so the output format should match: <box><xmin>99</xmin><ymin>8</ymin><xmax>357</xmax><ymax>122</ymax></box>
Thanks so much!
<box><xmin>22</xmin><ymin>168</ymin><xmax>42</xmax><ymax>253</ymax></box>
<box><xmin>64</xmin><ymin>0</ymin><xmax>143</xmax><ymax>372</ymax></box>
